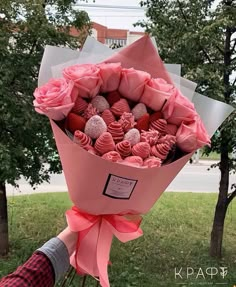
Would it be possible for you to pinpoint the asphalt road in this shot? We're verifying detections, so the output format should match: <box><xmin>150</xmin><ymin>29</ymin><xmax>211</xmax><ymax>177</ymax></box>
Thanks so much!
<box><xmin>167</xmin><ymin>161</ymin><xmax>234</xmax><ymax>193</ymax></box>
<box><xmin>6</xmin><ymin>160</ymin><xmax>235</xmax><ymax>196</ymax></box>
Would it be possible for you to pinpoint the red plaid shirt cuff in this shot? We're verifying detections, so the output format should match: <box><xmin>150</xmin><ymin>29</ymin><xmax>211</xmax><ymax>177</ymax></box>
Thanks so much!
<box><xmin>0</xmin><ymin>251</ymin><xmax>54</xmax><ymax>287</ymax></box>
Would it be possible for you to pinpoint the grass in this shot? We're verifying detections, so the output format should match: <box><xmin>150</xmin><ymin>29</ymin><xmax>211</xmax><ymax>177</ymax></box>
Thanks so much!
<box><xmin>1</xmin><ymin>192</ymin><xmax>236</xmax><ymax>287</ymax></box>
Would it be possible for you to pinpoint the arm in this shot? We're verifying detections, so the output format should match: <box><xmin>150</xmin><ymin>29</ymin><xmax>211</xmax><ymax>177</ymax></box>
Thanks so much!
<box><xmin>0</xmin><ymin>228</ymin><xmax>78</xmax><ymax>287</ymax></box>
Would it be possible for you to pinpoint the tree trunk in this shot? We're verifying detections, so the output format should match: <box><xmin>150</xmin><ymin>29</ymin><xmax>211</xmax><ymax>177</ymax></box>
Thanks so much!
<box><xmin>209</xmin><ymin>208</ymin><xmax>226</xmax><ymax>258</ymax></box>
<box><xmin>210</xmin><ymin>20</ymin><xmax>232</xmax><ymax>258</ymax></box>
<box><xmin>210</xmin><ymin>137</ymin><xmax>229</xmax><ymax>258</ymax></box>
<box><xmin>0</xmin><ymin>182</ymin><xmax>9</xmax><ymax>256</ymax></box>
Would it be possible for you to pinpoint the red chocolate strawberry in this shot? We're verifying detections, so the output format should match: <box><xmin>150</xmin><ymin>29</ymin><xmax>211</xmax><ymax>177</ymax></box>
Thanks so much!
<box><xmin>150</xmin><ymin>111</ymin><xmax>163</xmax><ymax>123</ymax></box>
<box><xmin>66</xmin><ymin>113</ymin><xmax>86</xmax><ymax>133</ymax></box>
<box><xmin>72</xmin><ymin>97</ymin><xmax>88</xmax><ymax>115</ymax></box>
<box><xmin>106</xmin><ymin>91</ymin><xmax>121</xmax><ymax>106</ymax></box>
<box><xmin>135</xmin><ymin>113</ymin><xmax>150</xmax><ymax>131</ymax></box>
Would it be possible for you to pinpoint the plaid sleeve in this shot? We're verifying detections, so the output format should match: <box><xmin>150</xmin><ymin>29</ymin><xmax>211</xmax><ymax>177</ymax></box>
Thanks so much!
<box><xmin>0</xmin><ymin>251</ymin><xmax>54</xmax><ymax>287</ymax></box>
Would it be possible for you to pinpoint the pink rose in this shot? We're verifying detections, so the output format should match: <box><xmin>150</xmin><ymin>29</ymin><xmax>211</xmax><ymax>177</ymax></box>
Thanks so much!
<box><xmin>176</xmin><ymin>117</ymin><xmax>211</xmax><ymax>152</ymax></box>
<box><xmin>118</xmin><ymin>68</ymin><xmax>151</xmax><ymax>101</ymax></box>
<box><xmin>162</xmin><ymin>89</ymin><xmax>197</xmax><ymax>126</ymax></box>
<box><xmin>63</xmin><ymin>64</ymin><xmax>102</xmax><ymax>98</ymax></box>
<box><xmin>140</xmin><ymin>78</ymin><xmax>174</xmax><ymax>111</ymax></box>
<box><xmin>97</xmin><ymin>62</ymin><xmax>122</xmax><ymax>92</ymax></box>
<box><xmin>33</xmin><ymin>78</ymin><xmax>74</xmax><ymax>120</ymax></box>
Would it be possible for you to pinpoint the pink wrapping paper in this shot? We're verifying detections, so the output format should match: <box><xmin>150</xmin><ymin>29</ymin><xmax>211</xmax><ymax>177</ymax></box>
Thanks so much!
<box><xmin>51</xmin><ymin>120</ymin><xmax>192</xmax><ymax>215</ymax></box>
<box><xmin>105</xmin><ymin>35</ymin><xmax>173</xmax><ymax>83</ymax></box>
<box><xmin>48</xmin><ymin>36</ymin><xmax>206</xmax><ymax>286</ymax></box>
<box><xmin>50</xmin><ymin>36</ymin><xmax>194</xmax><ymax>215</ymax></box>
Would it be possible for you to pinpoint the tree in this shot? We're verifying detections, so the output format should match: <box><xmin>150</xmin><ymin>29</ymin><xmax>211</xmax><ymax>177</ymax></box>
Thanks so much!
<box><xmin>136</xmin><ymin>0</ymin><xmax>236</xmax><ymax>258</ymax></box>
<box><xmin>0</xmin><ymin>0</ymin><xmax>91</xmax><ymax>256</ymax></box>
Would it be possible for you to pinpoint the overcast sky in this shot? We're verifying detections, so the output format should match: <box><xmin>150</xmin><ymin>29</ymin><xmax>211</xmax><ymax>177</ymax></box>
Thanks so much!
<box><xmin>75</xmin><ymin>0</ymin><xmax>221</xmax><ymax>32</ymax></box>
<box><xmin>75</xmin><ymin>0</ymin><xmax>147</xmax><ymax>31</ymax></box>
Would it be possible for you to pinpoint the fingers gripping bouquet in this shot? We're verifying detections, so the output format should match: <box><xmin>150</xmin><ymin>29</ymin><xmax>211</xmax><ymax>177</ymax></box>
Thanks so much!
<box><xmin>34</xmin><ymin>36</ymin><xmax>211</xmax><ymax>286</ymax></box>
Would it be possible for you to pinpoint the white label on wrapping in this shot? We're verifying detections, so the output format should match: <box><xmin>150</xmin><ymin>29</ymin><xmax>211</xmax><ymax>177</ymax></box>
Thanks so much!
<box><xmin>103</xmin><ymin>174</ymin><xmax>138</xmax><ymax>200</ymax></box>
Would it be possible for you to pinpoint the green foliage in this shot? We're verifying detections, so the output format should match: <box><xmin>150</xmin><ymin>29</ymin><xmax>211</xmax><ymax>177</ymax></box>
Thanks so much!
<box><xmin>0</xmin><ymin>0</ymin><xmax>91</xmax><ymax>186</ymax></box>
<box><xmin>1</xmin><ymin>192</ymin><xmax>236</xmax><ymax>285</ymax></box>
<box><xmin>136</xmin><ymin>0</ymin><xmax>236</xmax><ymax>174</ymax></box>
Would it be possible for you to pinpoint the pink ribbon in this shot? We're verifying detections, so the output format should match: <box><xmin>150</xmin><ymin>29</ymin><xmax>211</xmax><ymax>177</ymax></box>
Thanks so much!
<box><xmin>66</xmin><ymin>206</ymin><xmax>143</xmax><ymax>287</ymax></box>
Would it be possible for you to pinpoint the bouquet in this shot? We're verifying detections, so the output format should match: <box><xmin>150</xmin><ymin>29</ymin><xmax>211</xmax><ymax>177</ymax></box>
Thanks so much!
<box><xmin>33</xmin><ymin>36</ymin><xmax>233</xmax><ymax>287</ymax></box>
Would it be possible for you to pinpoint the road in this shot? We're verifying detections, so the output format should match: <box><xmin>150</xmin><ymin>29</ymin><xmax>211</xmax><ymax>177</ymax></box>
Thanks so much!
<box><xmin>6</xmin><ymin>160</ymin><xmax>235</xmax><ymax>196</ymax></box>
<box><xmin>167</xmin><ymin>161</ymin><xmax>231</xmax><ymax>193</ymax></box>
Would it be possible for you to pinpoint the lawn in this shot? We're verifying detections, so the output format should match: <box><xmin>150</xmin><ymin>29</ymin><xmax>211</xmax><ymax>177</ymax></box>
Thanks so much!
<box><xmin>0</xmin><ymin>192</ymin><xmax>236</xmax><ymax>287</ymax></box>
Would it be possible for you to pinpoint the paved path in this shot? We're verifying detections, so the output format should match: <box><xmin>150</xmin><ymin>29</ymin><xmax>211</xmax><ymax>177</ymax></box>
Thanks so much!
<box><xmin>6</xmin><ymin>160</ymin><xmax>235</xmax><ymax>196</ymax></box>
<box><xmin>167</xmin><ymin>161</ymin><xmax>223</xmax><ymax>192</ymax></box>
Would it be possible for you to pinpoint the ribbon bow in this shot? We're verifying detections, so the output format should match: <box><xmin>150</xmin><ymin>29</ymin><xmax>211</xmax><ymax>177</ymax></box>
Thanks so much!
<box><xmin>66</xmin><ymin>206</ymin><xmax>143</xmax><ymax>287</ymax></box>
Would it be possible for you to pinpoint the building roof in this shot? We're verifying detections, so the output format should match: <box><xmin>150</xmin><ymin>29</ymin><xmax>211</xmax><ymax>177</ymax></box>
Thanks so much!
<box><xmin>92</xmin><ymin>22</ymin><xmax>145</xmax><ymax>40</ymax></box>
<box><xmin>92</xmin><ymin>22</ymin><xmax>145</xmax><ymax>38</ymax></box>
<box><xmin>68</xmin><ymin>22</ymin><xmax>145</xmax><ymax>44</ymax></box>
<box><xmin>106</xmin><ymin>28</ymin><xmax>128</xmax><ymax>39</ymax></box>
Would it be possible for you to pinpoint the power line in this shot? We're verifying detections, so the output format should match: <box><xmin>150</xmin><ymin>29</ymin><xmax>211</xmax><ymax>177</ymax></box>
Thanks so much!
<box><xmin>86</xmin><ymin>9</ymin><xmax>144</xmax><ymax>13</ymax></box>
<box><xmin>74</xmin><ymin>4</ymin><xmax>145</xmax><ymax>10</ymax></box>
<box><xmin>90</xmin><ymin>15</ymin><xmax>145</xmax><ymax>17</ymax></box>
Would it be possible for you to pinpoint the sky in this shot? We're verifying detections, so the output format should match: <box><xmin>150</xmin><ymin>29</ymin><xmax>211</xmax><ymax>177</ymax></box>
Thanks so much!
<box><xmin>74</xmin><ymin>0</ymin><xmax>147</xmax><ymax>31</ymax></box>
<box><xmin>75</xmin><ymin>0</ymin><xmax>221</xmax><ymax>32</ymax></box>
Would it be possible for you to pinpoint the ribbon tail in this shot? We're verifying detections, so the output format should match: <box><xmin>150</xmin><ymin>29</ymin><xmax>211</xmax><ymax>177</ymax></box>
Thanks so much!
<box><xmin>65</xmin><ymin>207</ymin><xmax>101</xmax><ymax>276</ymax></box>
<box><xmin>113</xmin><ymin>228</ymin><xmax>143</xmax><ymax>243</ymax></box>
<box><xmin>96</xmin><ymin>219</ymin><xmax>113</xmax><ymax>287</ymax></box>
<box><xmin>74</xmin><ymin>223</ymin><xmax>101</xmax><ymax>277</ymax></box>
<box><xmin>74</xmin><ymin>230</ymin><xmax>91</xmax><ymax>275</ymax></box>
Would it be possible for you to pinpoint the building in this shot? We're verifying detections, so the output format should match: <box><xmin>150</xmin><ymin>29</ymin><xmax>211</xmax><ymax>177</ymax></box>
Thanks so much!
<box><xmin>69</xmin><ymin>22</ymin><xmax>145</xmax><ymax>47</ymax></box>
<box><xmin>91</xmin><ymin>22</ymin><xmax>145</xmax><ymax>47</ymax></box>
